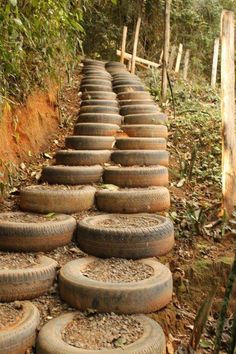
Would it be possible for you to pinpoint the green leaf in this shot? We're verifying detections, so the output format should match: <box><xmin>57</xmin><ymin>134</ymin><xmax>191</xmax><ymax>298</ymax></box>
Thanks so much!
<box><xmin>45</xmin><ymin>212</ymin><xmax>56</xmax><ymax>219</ymax></box>
<box><xmin>13</xmin><ymin>18</ymin><xmax>23</xmax><ymax>26</ymax></box>
<box><xmin>111</xmin><ymin>0</ymin><xmax>117</xmax><ymax>4</ymax></box>
<box><xmin>9</xmin><ymin>0</ymin><xmax>17</xmax><ymax>6</ymax></box>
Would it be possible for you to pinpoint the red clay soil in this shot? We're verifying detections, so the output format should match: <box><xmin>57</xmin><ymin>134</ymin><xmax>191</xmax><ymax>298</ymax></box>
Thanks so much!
<box><xmin>0</xmin><ymin>82</ymin><xmax>59</xmax><ymax>171</ymax></box>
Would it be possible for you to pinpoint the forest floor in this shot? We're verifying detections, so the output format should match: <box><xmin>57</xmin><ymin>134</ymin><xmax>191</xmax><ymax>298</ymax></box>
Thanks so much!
<box><xmin>0</xmin><ymin>70</ymin><xmax>235</xmax><ymax>353</ymax></box>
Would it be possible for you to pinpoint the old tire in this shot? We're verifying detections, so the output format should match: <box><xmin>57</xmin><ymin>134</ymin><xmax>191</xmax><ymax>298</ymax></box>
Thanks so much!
<box><xmin>42</xmin><ymin>165</ymin><xmax>103</xmax><ymax>185</ymax></box>
<box><xmin>77</xmin><ymin>214</ymin><xmax>174</xmax><ymax>258</ymax></box>
<box><xmin>79</xmin><ymin>106</ymin><xmax>119</xmax><ymax>114</ymax></box>
<box><xmin>96</xmin><ymin>186</ymin><xmax>170</xmax><ymax>213</ymax></box>
<box><xmin>114</xmin><ymin>85</ymin><xmax>145</xmax><ymax>94</ymax></box>
<box><xmin>20</xmin><ymin>185</ymin><xmax>96</xmax><ymax>214</ymax></box>
<box><xmin>122</xmin><ymin>124</ymin><xmax>168</xmax><ymax>138</ymax></box>
<box><xmin>73</xmin><ymin>123</ymin><xmax>119</xmax><ymax>136</ymax></box>
<box><xmin>0</xmin><ymin>256</ymin><xmax>57</xmax><ymax>301</ymax></box>
<box><xmin>55</xmin><ymin>150</ymin><xmax>111</xmax><ymax>166</ymax></box>
<box><xmin>119</xmin><ymin>99</ymin><xmax>154</xmax><ymax>107</ymax></box>
<box><xmin>81</xmin><ymin>92</ymin><xmax>116</xmax><ymax>100</ymax></box>
<box><xmin>117</xmin><ymin>91</ymin><xmax>151</xmax><ymax>100</ymax></box>
<box><xmin>103</xmin><ymin>166</ymin><xmax>168</xmax><ymax>187</ymax></box>
<box><xmin>78</xmin><ymin>113</ymin><xmax>122</xmax><ymax>125</ymax></box>
<box><xmin>65</xmin><ymin>136</ymin><xmax>115</xmax><ymax>150</ymax></box>
<box><xmin>59</xmin><ymin>257</ymin><xmax>173</xmax><ymax>314</ymax></box>
<box><xmin>116</xmin><ymin>137</ymin><xmax>167</xmax><ymax>150</ymax></box>
<box><xmin>81</xmin><ymin>79</ymin><xmax>112</xmax><ymax>86</ymax></box>
<box><xmin>80</xmin><ymin>100</ymin><xmax>118</xmax><ymax>107</ymax></box>
<box><xmin>80</xmin><ymin>85</ymin><xmax>113</xmax><ymax>92</ymax></box>
<box><xmin>0</xmin><ymin>212</ymin><xmax>76</xmax><ymax>252</ymax></box>
<box><xmin>0</xmin><ymin>302</ymin><xmax>40</xmax><ymax>354</ymax></box>
<box><xmin>111</xmin><ymin>150</ymin><xmax>169</xmax><ymax>166</ymax></box>
<box><xmin>120</xmin><ymin>105</ymin><xmax>159</xmax><ymax>116</ymax></box>
<box><xmin>124</xmin><ymin>113</ymin><xmax>167</xmax><ymax>125</ymax></box>
<box><xmin>36</xmin><ymin>313</ymin><xmax>166</xmax><ymax>354</ymax></box>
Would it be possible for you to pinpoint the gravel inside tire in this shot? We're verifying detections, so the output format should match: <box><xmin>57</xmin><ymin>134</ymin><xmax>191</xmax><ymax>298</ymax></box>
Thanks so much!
<box><xmin>115</xmin><ymin>137</ymin><xmax>167</xmax><ymax>150</ymax></box>
<box><xmin>80</xmin><ymin>85</ymin><xmax>113</xmax><ymax>92</ymax></box>
<box><xmin>55</xmin><ymin>150</ymin><xmax>111</xmax><ymax>166</ymax></box>
<box><xmin>65</xmin><ymin>136</ymin><xmax>115</xmax><ymax>150</ymax></box>
<box><xmin>81</xmin><ymin>79</ymin><xmax>112</xmax><ymax>86</ymax></box>
<box><xmin>42</xmin><ymin>165</ymin><xmax>103</xmax><ymax>185</ymax></box>
<box><xmin>78</xmin><ymin>113</ymin><xmax>122</xmax><ymax>125</ymax></box>
<box><xmin>103</xmin><ymin>166</ymin><xmax>168</xmax><ymax>187</ymax></box>
<box><xmin>119</xmin><ymin>99</ymin><xmax>155</xmax><ymax>107</ymax></box>
<box><xmin>111</xmin><ymin>150</ymin><xmax>169</xmax><ymax>166</ymax></box>
<box><xmin>59</xmin><ymin>256</ymin><xmax>172</xmax><ymax>314</ymax></box>
<box><xmin>0</xmin><ymin>212</ymin><xmax>76</xmax><ymax>252</ymax></box>
<box><xmin>117</xmin><ymin>91</ymin><xmax>151</xmax><ymax>100</ymax></box>
<box><xmin>113</xmin><ymin>85</ymin><xmax>145</xmax><ymax>94</ymax></box>
<box><xmin>124</xmin><ymin>113</ymin><xmax>167</xmax><ymax>125</ymax></box>
<box><xmin>77</xmin><ymin>213</ymin><xmax>174</xmax><ymax>258</ymax></box>
<box><xmin>96</xmin><ymin>186</ymin><xmax>170</xmax><ymax>213</ymax></box>
<box><xmin>81</xmin><ymin>92</ymin><xmax>116</xmax><ymax>100</ymax></box>
<box><xmin>0</xmin><ymin>301</ymin><xmax>40</xmax><ymax>354</ymax></box>
<box><xmin>36</xmin><ymin>312</ymin><xmax>166</xmax><ymax>354</ymax></box>
<box><xmin>0</xmin><ymin>255</ymin><xmax>57</xmax><ymax>301</ymax></box>
<box><xmin>73</xmin><ymin>123</ymin><xmax>120</xmax><ymax>136</ymax></box>
<box><xmin>20</xmin><ymin>185</ymin><xmax>96</xmax><ymax>214</ymax></box>
<box><xmin>122</xmin><ymin>124</ymin><xmax>168</xmax><ymax>138</ymax></box>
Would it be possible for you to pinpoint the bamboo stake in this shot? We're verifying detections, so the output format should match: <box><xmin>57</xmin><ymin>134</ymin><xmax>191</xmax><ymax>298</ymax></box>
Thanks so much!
<box><xmin>161</xmin><ymin>0</ymin><xmax>171</xmax><ymax>101</ymax></box>
<box><xmin>168</xmin><ymin>45</ymin><xmax>176</xmax><ymax>70</ymax></box>
<box><xmin>211</xmin><ymin>38</ymin><xmax>220</xmax><ymax>88</ymax></box>
<box><xmin>183</xmin><ymin>49</ymin><xmax>190</xmax><ymax>80</ymax></box>
<box><xmin>131</xmin><ymin>17</ymin><xmax>141</xmax><ymax>74</ymax></box>
<box><xmin>159</xmin><ymin>49</ymin><xmax>163</xmax><ymax>64</ymax></box>
<box><xmin>117</xmin><ymin>49</ymin><xmax>161</xmax><ymax>68</ymax></box>
<box><xmin>175</xmin><ymin>43</ymin><xmax>183</xmax><ymax>73</ymax></box>
<box><xmin>120</xmin><ymin>26</ymin><xmax>128</xmax><ymax>64</ymax></box>
<box><xmin>221</xmin><ymin>10</ymin><xmax>236</xmax><ymax>216</ymax></box>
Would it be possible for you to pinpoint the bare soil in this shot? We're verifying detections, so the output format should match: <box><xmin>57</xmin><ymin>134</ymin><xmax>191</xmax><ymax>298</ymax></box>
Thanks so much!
<box><xmin>96</xmin><ymin>215</ymin><xmax>160</xmax><ymax>229</ymax></box>
<box><xmin>0</xmin><ymin>212</ymin><xmax>58</xmax><ymax>223</ymax></box>
<box><xmin>82</xmin><ymin>258</ymin><xmax>154</xmax><ymax>283</ymax></box>
<box><xmin>62</xmin><ymin>312</ymin><xmax>144</xmax><ymax>350</ymax></box>
<box><xmin>0</xmin><ymin>252</ymin><xmax>40</xmax><ymax>269</ymax></box>
<box><xmin>0</xmin><ymin>303</ymin><xmax>23</xmax><ymax>330</ymax></box>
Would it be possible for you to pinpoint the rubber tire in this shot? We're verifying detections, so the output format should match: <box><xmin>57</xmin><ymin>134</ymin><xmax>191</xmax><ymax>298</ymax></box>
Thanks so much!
<box><xmin>114</xmin><ymin>85</ymin><xmax>145</xmax><ymax>94</ymax></box>
<box><xmin>119</xmin><ymin>99</ymin><xmax>155</xmax><ymax>107</ymax></box>
<box><xmin>116</xmin><ymin>137</ymin><xmax>167</xmax><ymax>150</ymax></box>
<box><xmin>0</xmin><ymin>256</ymin><xmax>57</xmax><ymax>301</ymax></box>
<box><xmin>36</xmin><ymin>313</ymin><xmax>166</xmax><ymax>354</ymax></box>
<box><xmin>103</xmin><ymin>166</ymin><xmax>168</xmax><ymax>187</ymax></box>
<box><xmin>81</xmin><ymin>92</ymin><xmax>116</xmax><ymax>100</ymax></box>
<box><xmin>20</xmin><ymin>185</ymin><xmax>96</xmax><ymax>214</ymax></box>
<box><xmin>59</xmin><ymin>257</ymin><xmax>173</xmax><ymax>314</ymax></box>
<box><xmin>79</xmin><ymin>106</ymin><xmax>119</xmax><ymax>114</ymax></box>
<box><xmin>82</xmin><ymin>59</ymin><xmax>105</xmax><ymax>67</ymax></box>
<box><xmin>77</xmin><ymin>213</ymin><xmax>174</xmax><ymax>258</ymax></box>
<box><xmin>42</xmin><ymin>165</ymin><xmax>103</xmax><ymax>185</ymax></box>
<box><xmin>80</xmin><ymin>85</ymin><xmax>113</xmax><ymax>92</ymax></box>
<box><xmin>96</xmin><ymin>186</ymin><xmax>170</xmax><ymax>213</ymax></box>
<box><xmin>0</xmin><ymin>302</ymin><xmax>40</xmax><ymax>354</ymax></box>
<box><xmin>111</xmin><ymin>150</ymin><xmax>169</xmax><ymax>166</ymax></box>
<box><xmin>65</xmin><ymin>136</ymin><xmax>115</xmax><ymax>150</ymax></box>
<box><xmin>81</xmin><ymin>79</ymin><xmax>112</xmax><ymax>85</ymax></box>
<box><xmin>80</xmin><ymin>100</ymin><xmax>118</xmax><ymax>107</ymax></box>
<box><xmin>78</xmin><ymin>113</ymin><xmax>122</xmax><ymax>125</ymax></box>
<box><xmin>120</xmin><ymin>105</ymin><xmax>159</xmax><ymax>116</ymax></box>
<box><xmin>55</xmin><ymin>150</ymin><xmax>111</xmax><ymax>166</ymax></box>
<box><xmin>122</xmin><ymin>125</ymin><xmax>168</xmax><ymax>138</ymax></box>
<box><xmin>113</xmin><ymin>80</ymin><xmax>141</xmax><ymax>86</ymax></box>
<box><xmin>124</xmin><ymin>113</ymin><xmax>167</xmax><ymax>125</ymax></box>
<box><xmin>106</xmin><ymin>61</ymin><xmax>126</xmax><ymax>68</ymax></box>
<box><xmin>74</xmin><ymin>123</ymin><xmax>119</xmax><ymax>136</ymax></box>
<box><xmin>117</xmin><ymin>91</ymin><xmax>151</xmax><ymax>100</ymax></box>
<box><xmin>0</xmin><ymin>212</ymin><xmax>76</xmax><ymax>252</ymax></box>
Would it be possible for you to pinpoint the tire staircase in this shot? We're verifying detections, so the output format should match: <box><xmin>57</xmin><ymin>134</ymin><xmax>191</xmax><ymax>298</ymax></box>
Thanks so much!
<box><xmin>0</xmin><ymin>59</ymin><xmax>174</xmax><ymax>353</ymax></box>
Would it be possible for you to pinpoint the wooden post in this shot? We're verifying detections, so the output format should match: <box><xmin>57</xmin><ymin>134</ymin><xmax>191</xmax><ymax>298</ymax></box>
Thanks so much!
<box><xmin>183</xmin><ymin>49</ymin><xmax>190</xmax><ymax>80</ymax></box>
<box><xmin>120</xmin><ymin>26</ymin><xmax>128</xmax><ymax>64</ymax></box>
<box><xmin>211</xmin><ymin>38</ymin><xmax>220</xmax><ymax>88</ymax></box>
<box><xmin>168</xmin><ymin>45</ymin><xmax>176</xmax><ymax>70</ymax></box>
<box><xmin>161</xmin><ymin>0</ymin><xmax>171</xmax><ymax>101</ymax></box>
<box><xmin>128</xmin><ymin>59</ymin><xmax>132</xmax><ymax>71</ymax></box>
<box><xmin>159</xmin><ymin>49</ymin><xmax>163</xmax><ymax>64</ymax></box>
<box><xmin>131</xmin><ymin>17</ymin><xmax>141</xmax><ymax>74</ymax></box>
<box><xmin>221</xmin><ymin>10</ymin><xmax>236</xmax><ymax>216</ymax></box>
<box><xmin>175</xmin><ymin>43</ymin><xmax>183</xmax><ymax>73</ymax></box>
